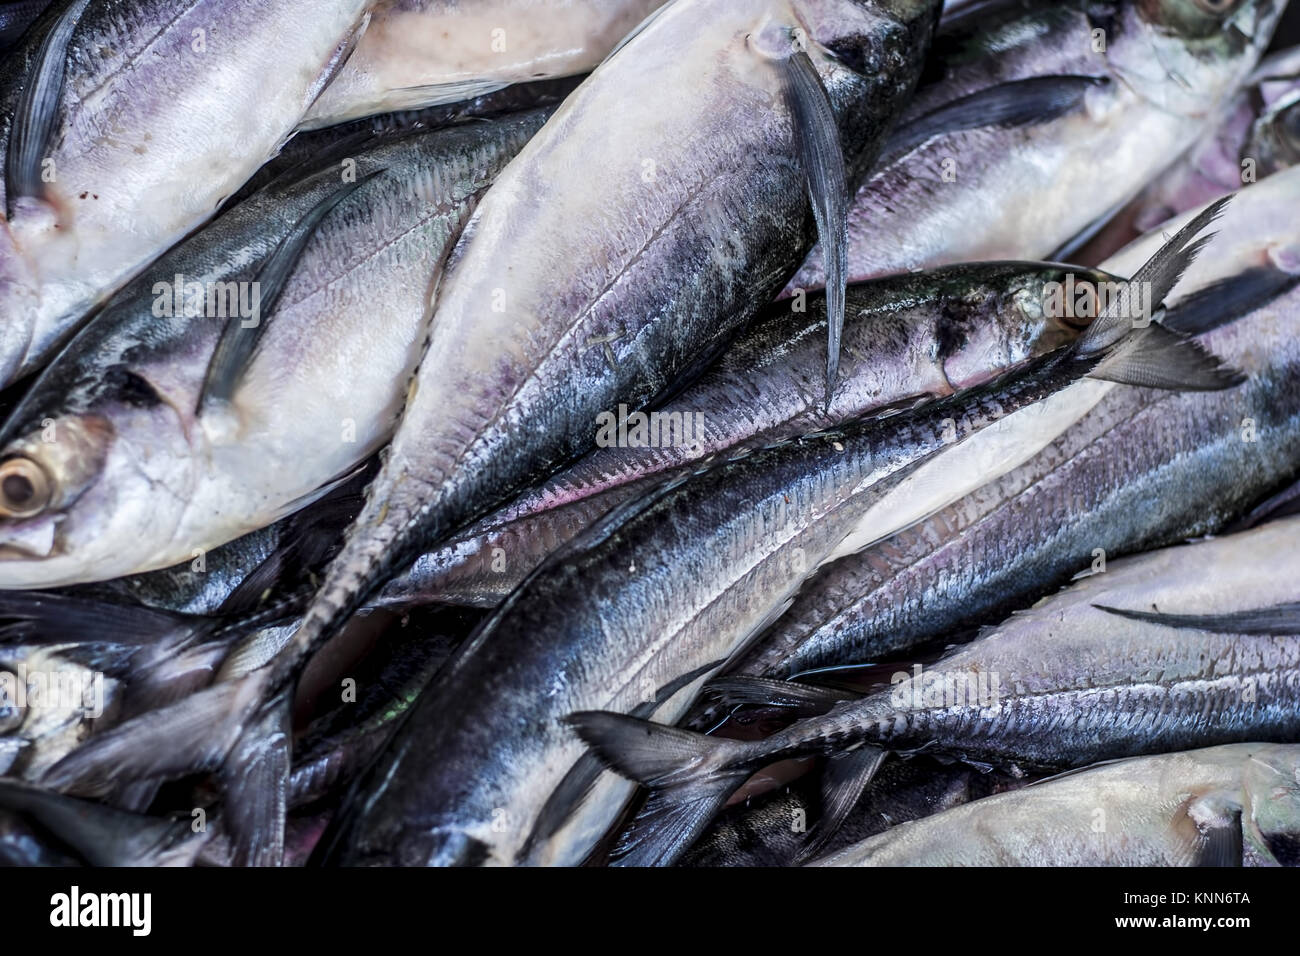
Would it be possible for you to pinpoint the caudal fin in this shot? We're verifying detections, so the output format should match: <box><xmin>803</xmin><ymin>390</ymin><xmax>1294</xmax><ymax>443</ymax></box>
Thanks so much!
<box><xmin>565</xmin><ymin>711</ymin><xmax>754</xmax><ymax>867</ymax></box>
<box><xmin>1075</xmin><ymin>196</ymin><xmax>1244</xmax><ymax>391</ymax></box>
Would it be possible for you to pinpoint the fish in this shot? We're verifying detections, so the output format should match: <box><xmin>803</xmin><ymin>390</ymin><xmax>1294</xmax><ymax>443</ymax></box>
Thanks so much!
<box><xmin>811</xmin><ymin>744</ymin><xmax>1300</xmax><ymax>866</ymax></box>
<box><xmin>0</xmin><ymin>0</ymin><xmax>372</xmax><ymax>385</ymax></box>
<box><xmin>787</xmin><ymin>0</ymin><xmax>1283</xmax><ymax>292</ymax></box>
<box><xmin>89</xmin><ymin>0</ymin><xmax>941</xmax><ymax>865</ymax></box>
<box><xmin>310</xmin><ymin>205</ymin><xmax>1238</xmax><ymax>867</ymax></box>
<box><xmin>724</xmin><ymin>166</ymin><xmax>1300</xmax><ymax>683</ymax></box>
<box><xmin>0</xmin><ymin>109</ymin><xmax>548</xmax><ymax>588</ymax></box>
<box><xmin>573</xmin><ymin>513</ymin><xmax>1300</xmax><ymax>864</ymax></box>
<box><xmin>299</xmin><ymin>0</ymin><xmax>667</xmax><ymax>129</ymax></box>
<box><xmin>374</xmin><ymin>261</ymin><xmax>1095</xmax><ymax>609</ymax></box>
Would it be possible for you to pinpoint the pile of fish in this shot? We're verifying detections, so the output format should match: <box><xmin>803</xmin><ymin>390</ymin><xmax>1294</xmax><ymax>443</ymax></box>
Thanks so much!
<box><xmin>0</xmin><ymin>0</ymin><xmax>1298</xmax><ymax>868</ymax></box>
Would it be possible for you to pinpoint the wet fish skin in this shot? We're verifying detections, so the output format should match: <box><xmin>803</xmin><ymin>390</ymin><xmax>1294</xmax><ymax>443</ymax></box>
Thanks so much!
<box><xmin>316</xmin><ymin>205</ymin><xmax>1230</xmax><ymax>868</ymax></box>
<box><xmin>812</xmin><ymin>744</ymin><xmax>1300</xmax><ymax>866</ymax></box>
<box><xmin>789</xmin><ymin>0</ymin><xmax>1282</xmax><ymax>291</ymax></box>
<box><xmin>731</xmin><ymin>169</ymin><xmax>1300</xmax><ymax>681</ymax></box>
<box><xmin>300</xmin><ymin>0</ymin><xmax>667</xmax><ymax>129</ymax></box>
<box><xmin>377</xmin><ymin>262</ymin><xmax>1094</xmax><ymax>609</ymax></box>
<box><xmin>0</xmin><ymin>0</ymin><xmax>49</xmax><ymax>54</ymax></box>
<box><xmin>0</xmin><ymin>0</ymin><xmax>371</xmax><ymax>384</ymax></box>
<box><xmin>573</xmin><ymin>517</ymin><xmax>1300</xmax><ymax>863</ymax></box>
<box><xmin>289</xmin><ymin>0</ymin><xmax>943</xmax><ymax>691</ymax></box>
<box><xmin>0</xmin><ymin>110</ymin><xmax>548</xmax><ymax>588</ymax></box>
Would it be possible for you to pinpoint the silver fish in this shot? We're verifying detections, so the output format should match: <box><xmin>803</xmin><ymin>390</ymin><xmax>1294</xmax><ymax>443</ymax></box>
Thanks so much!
<box><xmin>299</xmin><ymin>0</ymin><xmax>667</xmax><ymax>129</ymax></box>
<box><xmin>311</xmin><ymin>208</ymin><xmax>1237</xmax><ymax>867</ymax></box>
<box><xmin>789</xmin><ymin>0</ymin><xmax>1282</xmax><ymax>292</ymax></box>
<box><xmin>0</xmin><ymin>110</ymin><xmax>547</xmax><ymax>587</ymax></box>
<box><xmin>376</xmin><ymin>262</ymin><xmax>1094</xmax><ymax>609</ymax></box>
<box><xmin>728</xmin><ymin>167</ymin><xmax>1300</xmax><ymax>683</ymax></box>
<box><xmin>574</xmin><ymin>515</ymin><xmax>1300</xmax><ymax>864</ymax></box>
<box><xmin>812</xmin><ymin>744</ymin><xmax>1300</xmax><ymax>866</ymax></box>
<box><xmin>103</xmin><ymin>0</ymin><xmax>941</xmax><ymax>866</ymax></box>
<box><xmin>0</xmin><ymin>0</ymin><xmax>371</xmax><ymax>384</ymax></box>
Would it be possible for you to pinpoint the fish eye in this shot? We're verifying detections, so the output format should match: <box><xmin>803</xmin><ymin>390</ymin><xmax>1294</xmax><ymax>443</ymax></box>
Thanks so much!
<box><xmin>0</xmin><ymin>458</ymin><xmax>52</xmax><ymax>519</ymax></box>
<box><xmin>0</xmin><ymin>668</ymin><xmax>24</xmax><ymax>734</ymax></box>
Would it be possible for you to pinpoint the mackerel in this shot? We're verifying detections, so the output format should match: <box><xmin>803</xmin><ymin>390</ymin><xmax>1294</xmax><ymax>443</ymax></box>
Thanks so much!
<box><xmin>574</xmin><ymin>515</ymin><xmax>1300</xmax><ymax>863</ymax></box>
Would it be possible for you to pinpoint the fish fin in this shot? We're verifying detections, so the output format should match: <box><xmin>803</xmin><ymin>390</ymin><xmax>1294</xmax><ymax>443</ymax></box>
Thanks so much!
<box><xmin>1232</xmin><ymin>479</ymin><xmax>1300</xmax><ymax>531</ymax></box>
<box><xmin>704</xmin><ymin>676</ymin><xmax>859</xmax><ymax>716</ymax></box>
<box><xmin>301</xmin><ymin>11</ymin><xmax>370</xmax><ymax>112</ymax></box>
<box><xmin>264</xmin><ymin>460</ymin><xmax>370</xmax><ymax>528</ymax></box>
<box><xmin>390</xmin><ymin>78</ymin><xmax>510</xmax><ymax>109</ymax></box>
<box><xmin>519</xmin><ymin>659</ymin><xmax>725</xmax><ymax>862</ymax></box>
<box><xmin>1076</xmin><ymin>196</ymin><xmax>1232</xmax><ymax>355</ymax></box>
<box><xmin>1161</xmin><ymin>266</ymin><xmax>1300</xmax><ymax>339</ymax></box>
<box><xmin>794</xmin><ymin>746</ymin><xmax>887</xmax><ymax>864</ymax></box>
<box><xmin>3</xmin><ymin>0</ymin><xmax>90</xmax><ymax>216</ymax></box>
<box><xmin>781</xmin><ymin>49</ymin><xmax>847</xmax><ymax>406</ymax></box>
<box><xmin>1093</xmin><ymin>601</ymin><xmax>1300</xmax><ymax>636</ymax></box>
<box><xmin>0</xmin><ymin>778</ymin><xmax>204</xmax><ymax>866</ymax></box>
<box><xmin>219</xmin><ymin>691</ymin><xmax>290</xmax><ymax>866</ymax></box>
<box><xmin>602</xmin><ymin>0</ymin><xmax>676</xmax><ymax>65</ymax></box>
<box><xmin>196</xmin><ymin>171</ymin><xmax>382</xmax><ymax>413</ymax></box>
<box><xmin>566</xmin><ymin>710</ymin><xmax>752</xmax><ymax>867</ymax></box>
<box><xmin>1087</xmin><ymin>321</ymin><xmax>1245</xmax><ymax>391</ymax></box>
<box><xmin>0</xmin><ymin>589</ymin><xmax>196</xmax><ymax>655</ymax></box>
<box><xmin>885</xmin><ymin>75</ymin><xmax>1107</xmax><ymax>160</ymax></box>
<box><xmin>40</xmin><ymin>670</ymin><xmax>268</xmax><ymax>797</ymax></box>
<box><xmin>1170</xmin><ymin>795</ymin><xmax>1243</xmax><ymax>867</ymax></box>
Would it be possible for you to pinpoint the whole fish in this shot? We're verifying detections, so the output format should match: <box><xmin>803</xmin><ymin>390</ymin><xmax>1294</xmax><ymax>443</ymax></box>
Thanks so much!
<box><xmin>310</xmin><ymin>208</ymin><xmax>1237</xmax><ymax>867</ymax></box>
<box><xmin>0</xmin><ymin>110</ymin><xmax>548</xmax><ymax>588</ymax></box>
<box><xmin>84</xmin><ymin>0</ymin><xmax>941</xmax><ymax>863</ymax></box>
<box><xmin>727</xmin><ymin>167</ymin><xmax>1300</xmax><ymax>682</ymax></box>
<box><xmin>377</xmin><ymin>262</ymin><xmax>1094</xmax><ymax>609</ymax></box>
<box><xmin>0</xmin><ymin>0</ymin><xmax>371</xmax><ymax>384</ymax></box>
<box><xmin>300</xmin><ymin>0</ymin><xmax>666</xmax><ymax>129</ymax></box>
<box><xmin>812</xmin><ymin>744</ymin><xmax>1300</xmax><ymax>866</ymax></box>
<box><xmin>788</xmin><ymin>0</ymin><xmax>1282</xmax><ymax>292</ymax></box>
<box><xmin>574</xmin><ymin>514</ymin><xmax>1300</xmax><ymax>864</ymax></box>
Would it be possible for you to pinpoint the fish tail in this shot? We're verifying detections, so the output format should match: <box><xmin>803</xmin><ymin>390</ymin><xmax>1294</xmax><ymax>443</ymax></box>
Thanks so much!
<box><xmin>1074</xmin><ymin>196</ymin><xmax>1245</xmax><ymax>391</ymax></box>
<box><xmin>565</xmin><ymin>711</ymin><xmax>755</xmax><ymax>866</ymax></box>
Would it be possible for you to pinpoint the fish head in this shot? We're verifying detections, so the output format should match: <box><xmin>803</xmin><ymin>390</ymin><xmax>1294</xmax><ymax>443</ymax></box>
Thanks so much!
<box><xmin>1109</xmin><ymin>0</ymin><xmax>1284</xmax><ymax>118</ymax></box>
<box><xmin>1243</xmin><ymin>745</ymin><xmax>1300</xmax><ymax>865</ymax></box>
<box><xmin>0</xmin><ymin>379</ymin><xmax>198</xmax><ymax>587</ymax></box>
<box><xmin>0</xmin><ymin>642</ymin><xmax>111</xmax><ymax>781</ymax></box>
